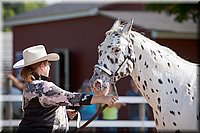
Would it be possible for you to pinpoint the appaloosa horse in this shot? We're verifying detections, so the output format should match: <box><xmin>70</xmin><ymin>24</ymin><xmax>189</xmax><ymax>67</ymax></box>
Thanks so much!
<box><xmin>89</xmin><ymin>19</ymin><xmax>199</xmax><ymax>132</ymax></box>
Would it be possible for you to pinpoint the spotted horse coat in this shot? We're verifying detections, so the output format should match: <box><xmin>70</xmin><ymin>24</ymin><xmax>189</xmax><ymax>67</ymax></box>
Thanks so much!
<box><xmin>89</xmin><ymin>19</ymin><xmax>199</xmax><ymax>132</ymax></box>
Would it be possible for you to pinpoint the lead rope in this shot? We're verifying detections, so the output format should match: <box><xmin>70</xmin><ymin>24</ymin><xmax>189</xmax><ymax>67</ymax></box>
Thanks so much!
<box><xmin>70</xmin><ymin>83</ymin><xmax>118</xmax><ymax>133</ymax></box>
<box><xmin>69</xmin><ymin>105</ymin><xmax>108</xmax><ymax>133</ymax></box>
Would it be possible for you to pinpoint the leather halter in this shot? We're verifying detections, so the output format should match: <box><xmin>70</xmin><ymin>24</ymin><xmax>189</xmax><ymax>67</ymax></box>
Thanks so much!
<box><xmin>93</xmin><ymin>57</ymin><xmax>133</xmax><ymax>97</ymax></box>
<box><xmin>94</xmin><ymin>56</ymin><xmax>132</xmax><ymax>84</ymax></box>
<box><xmin>94</xmin><ymin>32</ymin><xmax>134</xmax><ymax>84</ymax></box>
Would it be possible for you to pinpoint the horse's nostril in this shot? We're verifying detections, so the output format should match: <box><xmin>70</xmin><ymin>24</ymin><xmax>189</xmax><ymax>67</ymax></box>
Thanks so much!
<box><xmin>95</xmin><ymin>82</ymin><xmax>100</xmax><ymax>88</ymax></box>
<box><xmin>94</xmin><ymin>79</ymin><xmax>102</xmax><ymax>89</ymax></box>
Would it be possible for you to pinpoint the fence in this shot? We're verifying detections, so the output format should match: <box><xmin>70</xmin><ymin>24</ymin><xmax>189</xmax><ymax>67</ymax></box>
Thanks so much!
<box><xmin>1</xmin><ymin>95</ymin><xmax>155</xmax><ymax>128</ymax></box>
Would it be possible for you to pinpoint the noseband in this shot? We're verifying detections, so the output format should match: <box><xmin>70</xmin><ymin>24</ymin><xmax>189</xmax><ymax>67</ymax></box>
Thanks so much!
<box><xmin>94</xmin><ymin>57</ymin><xmax>131</xmax><ymax>84</ymax></box>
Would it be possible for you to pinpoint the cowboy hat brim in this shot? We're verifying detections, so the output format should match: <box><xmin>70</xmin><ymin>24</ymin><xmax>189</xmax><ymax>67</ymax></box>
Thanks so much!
<box><xmin>13</xmin><ymin>53</ymin><xmax>59</xmax><ymax>69</ymax></box>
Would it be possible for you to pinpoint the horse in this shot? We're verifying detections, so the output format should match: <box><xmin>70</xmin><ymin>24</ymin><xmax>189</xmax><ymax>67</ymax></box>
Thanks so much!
<box><xmin>89</xmin><ymin>19</ymin><xmax>199</xmax><ymax>132</ymax></box>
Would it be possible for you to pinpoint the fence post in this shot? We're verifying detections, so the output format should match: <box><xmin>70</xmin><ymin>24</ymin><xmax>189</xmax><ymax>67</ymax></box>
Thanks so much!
<box><xmin>4</xmin><ymin>78</ymin><xmax>13</xmax><ymax>132</ymax></box>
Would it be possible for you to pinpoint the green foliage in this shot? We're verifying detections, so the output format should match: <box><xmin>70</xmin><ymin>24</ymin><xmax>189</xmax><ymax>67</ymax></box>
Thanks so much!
<box><xmin>3</xmin><ymin>2</ymin><xmax>47</xmax><ymax>31</ymax></box>
<box><xmin>3</xmin><ymin>2</ymin><xmax>47</xmax><ymax>20</ymax></box>
<box><xmin>146</xmin><ymin>3</ymin><xmax>199</xmax><ymax>23</ymax></box>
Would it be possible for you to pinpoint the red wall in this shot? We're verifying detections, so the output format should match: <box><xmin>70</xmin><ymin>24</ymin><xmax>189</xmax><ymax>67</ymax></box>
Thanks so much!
<box><xmin>13</xmin><ymin>16</ymin><xmax>117</xmax><ymax>91</ymax></box>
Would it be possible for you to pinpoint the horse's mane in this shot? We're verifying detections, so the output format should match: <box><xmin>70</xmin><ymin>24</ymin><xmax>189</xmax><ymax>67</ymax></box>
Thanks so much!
<box><xmin>132</xmin><ymin>31</ymin><xmax>198</xmax><ymax>65</ymax></box>
<box><xmin>132</xmin><ymin>30</ymin><xmax>173</xmax><ymax>53</ymax></box>
<box><xmin>105</xmin><ymin>22</ymin><xmax>198</xmax><ymax>65</ymax></box>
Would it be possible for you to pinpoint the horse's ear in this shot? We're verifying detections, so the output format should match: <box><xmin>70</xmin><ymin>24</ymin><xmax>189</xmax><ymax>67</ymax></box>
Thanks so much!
<box><xmin>122</xmin><ymin>18</ymin><xmax>134</xmax><ymax>35</ymax></box>
<box><xmin>111</xmin><ymin>19</ymin><xmax>121</xmax><ymax>30</ymax></box>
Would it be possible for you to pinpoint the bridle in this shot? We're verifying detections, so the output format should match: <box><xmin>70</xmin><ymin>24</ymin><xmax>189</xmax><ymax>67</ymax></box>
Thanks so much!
<box><xmin>94</xmin><ymin>51</ymin><xmax>134</xmax><ymax>85</ymax></box>
<box><xmin>94</xmin><ymin>54</ymin><xmax>134</xmax><ymax>85</ymax></box>
<box><xmin>94</xmin><ymin>31</ymin><xmax>134</xmax><ymax>85</ymax></box>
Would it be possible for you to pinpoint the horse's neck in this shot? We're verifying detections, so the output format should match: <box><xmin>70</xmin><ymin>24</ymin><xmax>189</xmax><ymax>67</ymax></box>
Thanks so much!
<box><xmin>129</xmin><ymin>31</ymin><xmax>197</xmax><ymax>111</ymax></box>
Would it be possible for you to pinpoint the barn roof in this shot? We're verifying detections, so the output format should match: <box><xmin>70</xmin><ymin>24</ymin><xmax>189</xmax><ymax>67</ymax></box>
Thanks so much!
<box><xmin>4</xmin><ymin>3</ymin><xmax>106</xmax><ymax>26</ymax></box>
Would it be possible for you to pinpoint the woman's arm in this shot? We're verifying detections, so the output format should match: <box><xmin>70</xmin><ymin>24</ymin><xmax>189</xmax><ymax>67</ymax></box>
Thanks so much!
<box><xmin>39</xmin><ymin>82</ymin><xmax>118</xmax><ymax>107</ymax></box>
<box><xmin>8</xmin><ymin>74</ymin><xmax>25</xmax><ymax>91</ymax></box>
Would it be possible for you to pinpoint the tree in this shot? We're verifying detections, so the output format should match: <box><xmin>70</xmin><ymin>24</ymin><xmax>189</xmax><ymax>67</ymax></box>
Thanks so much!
<box><xmin>145</xmin><ymin>2</ymin><xmax>199</xmax><ymax>23</ymax></box>
<box><xmin>3</xmin><ymin>1</ymin><xmax>47</xmax><ymax>31</ymax></box>
<box><xmin>3</xmin><ymin>2</ymin><xmax>47</xmax><ymax>20</ymax></box>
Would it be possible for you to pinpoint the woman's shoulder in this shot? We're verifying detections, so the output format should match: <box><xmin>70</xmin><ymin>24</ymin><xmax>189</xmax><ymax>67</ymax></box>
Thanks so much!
<box><xmin>38</xmin><ymin>80</ymin><xmax>59</xmax><ymax>90</ymax></box>
<box><xmin>43</xmin><ymin>80</ymin><xmax>55</xmax><ymax>86</ymax></box>
<box><xmin>31</xmin><ymin>80</ymin><xmax>55</xmax><ymax>85</ymax></box>
<box><xmin>26</xmin><ymin>80</ymin><xmax>55</xmax><ymax>89</ymax></box>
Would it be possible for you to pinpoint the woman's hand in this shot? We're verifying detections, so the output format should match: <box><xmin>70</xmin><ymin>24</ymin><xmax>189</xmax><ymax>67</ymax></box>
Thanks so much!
<box><xmin>102</xmin><ymin>96</ymin><xmax>119</xmax><ymax>106</ymax></box>
<box><xmin>91</xmin><ymin>95</ymin><xmax>119</xmax><ymax>106</ymax></box>
<box><xmin>66</xmin><ymin>109</ymin><xmax>77</xmax><ymax>120</ymax></box>
<box><xmin>91</xmin><ymin>87</ymin><xmax>109</xmax><ymax>96</ymax></box>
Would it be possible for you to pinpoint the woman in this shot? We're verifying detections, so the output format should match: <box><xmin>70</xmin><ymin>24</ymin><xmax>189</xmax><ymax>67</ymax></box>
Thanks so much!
<box><xmin>13</xmin><ymin>45</ymin><xmax>118</xmax><ymax>133</ymax></box>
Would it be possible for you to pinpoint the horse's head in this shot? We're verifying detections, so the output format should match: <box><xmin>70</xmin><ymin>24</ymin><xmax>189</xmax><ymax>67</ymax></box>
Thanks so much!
<box><xmin>89</xmin><ymin>19</ymin><xmax>135</xmax><ymax>96</ymax></box>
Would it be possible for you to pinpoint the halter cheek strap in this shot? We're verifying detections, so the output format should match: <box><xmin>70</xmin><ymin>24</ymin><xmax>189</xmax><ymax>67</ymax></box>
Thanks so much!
<box><xmin>94</xmin><ymin>57</ymin><xmax>132</xmax><ymax>84</ymax></box>
<box><xmin>94</xmin><ymin>64</ymin><xmax>112</xmax><ymax>76</ymax></box>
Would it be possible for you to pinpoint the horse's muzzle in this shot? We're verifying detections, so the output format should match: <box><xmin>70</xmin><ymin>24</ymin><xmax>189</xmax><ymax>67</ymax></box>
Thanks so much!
<box><xmin>89</xmin><ymin>78</ymin><xmax>110</xmax><ymax>96</ymax></box>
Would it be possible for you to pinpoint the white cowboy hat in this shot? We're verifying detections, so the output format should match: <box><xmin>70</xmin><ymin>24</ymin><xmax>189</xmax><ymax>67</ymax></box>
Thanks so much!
<box><xmin>13</xmin><ymin>45</ymin><xmax>60</xmax><ymax>69</ymax></box>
